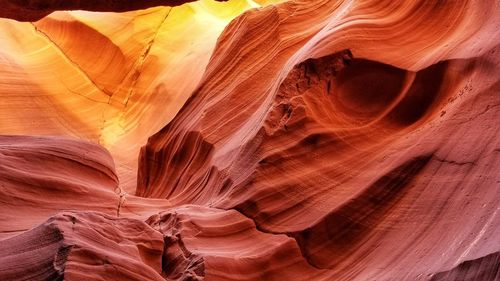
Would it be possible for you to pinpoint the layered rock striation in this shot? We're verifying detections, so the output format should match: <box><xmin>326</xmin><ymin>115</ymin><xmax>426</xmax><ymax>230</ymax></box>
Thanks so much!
<box><xmin>0</xmin><ymin>0</ymin><xmax>499</xmax><ymax>280</ymax></box>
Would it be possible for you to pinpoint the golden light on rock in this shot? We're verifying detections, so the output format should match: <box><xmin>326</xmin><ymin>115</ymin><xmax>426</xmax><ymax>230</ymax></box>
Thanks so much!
<box><xmin>0</xmin><ymin>0</ymin><xmax>498</xmax><ymax>280</ymax></box>
<box><xmin>0</xmin><ymin>0</ymin><xmax>283</xmax><ymax>191</ymax></box>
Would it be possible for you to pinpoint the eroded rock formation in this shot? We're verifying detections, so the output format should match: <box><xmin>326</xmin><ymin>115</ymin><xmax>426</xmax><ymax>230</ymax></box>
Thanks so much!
<box><xmin>0</xmin><ymin>211</ymin><xmax>165</xmax><ymax>280</ymax></box>
<box><xmin>0</xmin><ymin>0</ymin><xmax>499</xmax><ymax>280</ymax></box>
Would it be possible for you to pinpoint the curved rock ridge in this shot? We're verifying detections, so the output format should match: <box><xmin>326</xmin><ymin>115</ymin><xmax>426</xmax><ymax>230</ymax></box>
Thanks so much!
<box><xmin>0</xmin><ymin>135</ymin><xmax>119</xmax><ymax>239</ymax></box>
<box><xmin>0</xmin><ymin>135</ymin><xmax>178</xmax><ymax>240</ymax></box>
<box><xmin>0</xmin><ymin>211</ymin><xmax>165</xmax><ymax>280</ymax></box>
<box><xmin>0</xmin><ymin>0</ymin><xmax>498</xmax><ymax>280</ymax></box>
<box><xmin>146</xmin><ymin>205</ymin><xmax>325</xmax><ymax>280</ymax></box>
<box><xmin>431</xmin><ymin>252</ymin><xmax>500</xmax><ymax>281</ymax></box>
<box><xmin>137</xmin><ymin>0</ymin><xmax>500</xmax><ymax>279</ymax></box>
<box><xmin>0</xmin><ymin>0</ymin><xmax>284</xmax><ymax>193</ymax></box>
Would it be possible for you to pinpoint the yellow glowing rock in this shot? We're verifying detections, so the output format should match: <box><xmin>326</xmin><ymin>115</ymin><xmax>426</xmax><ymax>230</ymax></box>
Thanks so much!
<box><xmin>0</xmin><ymin>0</ymin><xmax>282</xmax><ymax>192</ymax></box>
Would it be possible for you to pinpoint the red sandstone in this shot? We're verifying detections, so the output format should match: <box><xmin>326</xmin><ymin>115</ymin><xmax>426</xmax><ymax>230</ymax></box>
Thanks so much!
<box><xmin>0</xmin><ymin>0</ymin><xmax>499</xmax><ymax>280</ymax></box>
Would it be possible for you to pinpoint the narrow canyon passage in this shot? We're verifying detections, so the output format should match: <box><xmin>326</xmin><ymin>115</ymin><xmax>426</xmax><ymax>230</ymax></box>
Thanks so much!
<box><xmin>0</xmin><ymin>0</ymin><xmax>499</xmax><ymax>280</ymax></box>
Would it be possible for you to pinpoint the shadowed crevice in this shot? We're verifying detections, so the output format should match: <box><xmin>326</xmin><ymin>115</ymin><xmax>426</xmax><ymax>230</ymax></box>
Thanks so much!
<box><xmin>431</xmin><ymin>251</ymin><xmax>500</xmax><ymax>281</ymax></box>
<box><xmin>0</xmin><ymin>0</ymin><xmax>227</xmax><ymax>21</ymax></box>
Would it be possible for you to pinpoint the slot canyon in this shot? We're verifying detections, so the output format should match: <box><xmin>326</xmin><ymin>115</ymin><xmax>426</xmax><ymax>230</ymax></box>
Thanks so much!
<box><xmin>0</xmin><ymin>0</ymin><xmax>499</xmax><ymax>280</ymax></box>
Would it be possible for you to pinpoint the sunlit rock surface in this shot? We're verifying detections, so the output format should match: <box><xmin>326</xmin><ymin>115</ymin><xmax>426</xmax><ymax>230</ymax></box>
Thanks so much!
<box><xmin>0</xmin><ymin>0</ymin><xmax>499</xmax><ymax>280</ymax></box>
<box><xmin>0</xmin><ymin>0</ymin><xmax>283</xmax><ymax>193</ymax></box>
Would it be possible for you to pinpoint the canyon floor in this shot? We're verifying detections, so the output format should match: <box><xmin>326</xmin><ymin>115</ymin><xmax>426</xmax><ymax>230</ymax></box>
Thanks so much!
<box><xmin>0</xmin><ymin>0</ymin><xmax>499</xmax><ymax>280</ymax></box>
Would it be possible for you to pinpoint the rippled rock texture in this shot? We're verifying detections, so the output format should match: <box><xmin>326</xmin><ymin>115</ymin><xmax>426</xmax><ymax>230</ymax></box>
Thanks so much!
<box><xmin>0</xmin><ymin>0</ymin><xmax>499</xmax><ymax>280</ymax></box>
